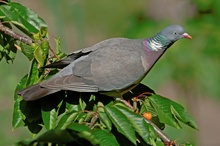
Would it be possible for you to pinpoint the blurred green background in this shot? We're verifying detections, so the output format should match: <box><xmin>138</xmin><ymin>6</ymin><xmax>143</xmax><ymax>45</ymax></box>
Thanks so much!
<box><xmin>1</xmin><ymin>0</ymin><xmax>220</xmax><ymax>145</ymax></box>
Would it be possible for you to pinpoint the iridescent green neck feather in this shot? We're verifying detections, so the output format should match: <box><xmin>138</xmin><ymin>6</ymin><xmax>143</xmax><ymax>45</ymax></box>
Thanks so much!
<box><xmin>145</xmin><ymin>33</ymin><xmax>174</xmax><ymax>51</ymax></box>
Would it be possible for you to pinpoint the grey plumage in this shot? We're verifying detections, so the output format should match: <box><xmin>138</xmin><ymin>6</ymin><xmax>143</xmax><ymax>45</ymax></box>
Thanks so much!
<box><xmin>18</xmin><ymin>25</ymin><xmax>192</xmax><ymax>101</ymax></box>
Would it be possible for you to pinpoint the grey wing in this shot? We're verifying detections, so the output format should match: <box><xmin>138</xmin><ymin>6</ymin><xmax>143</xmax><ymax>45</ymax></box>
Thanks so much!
<box><xmin>87</xmin><ymin>44</ymin><xmax>147</xmax><ymax>91</ymax></box>
<box><xmin>40</xmin><ymin>75</ymin><xmax>98</xmax><ymax>92</ymax></box>
<box><xmin>40</xmin><ymin>38</ymin><xmax>147</xmax><ymax>93</ymax></box>
<box><xmin>45</xmin><ymin>38</ymin><xmax>130</xmax><ymax>69</ymax></box>
<box><xmin>40</xmin><ymin>55</ymin><xmax>99</xmax><ymax>92</ymax></box>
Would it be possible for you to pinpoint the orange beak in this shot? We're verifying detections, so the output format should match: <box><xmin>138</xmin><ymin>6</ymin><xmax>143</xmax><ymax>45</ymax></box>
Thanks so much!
<box><xmin>182</xmin><ymin>33</ymin><xmax>192</xmax><ymax>39</ymax></box>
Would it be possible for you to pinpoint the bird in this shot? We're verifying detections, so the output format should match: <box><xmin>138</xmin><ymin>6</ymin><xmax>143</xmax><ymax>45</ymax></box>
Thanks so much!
<box><xmin>18</xmin><ymin>25</ymin><xmax>192</xmax><ymax>101</ymax></box>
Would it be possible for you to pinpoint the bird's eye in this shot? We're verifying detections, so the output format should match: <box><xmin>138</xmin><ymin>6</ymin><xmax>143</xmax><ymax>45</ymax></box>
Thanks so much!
<box><xmin>174</xmin><ymin>32</ymin><xmax>177</xmax><ymax>35</ymax></box>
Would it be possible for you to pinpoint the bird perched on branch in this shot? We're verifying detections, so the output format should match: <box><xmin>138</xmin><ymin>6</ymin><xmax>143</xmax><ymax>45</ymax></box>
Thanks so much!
<box><xmin>18</xmin><ymin>25</ymin><xmax>192</xmax><ymax>101</ymax></box>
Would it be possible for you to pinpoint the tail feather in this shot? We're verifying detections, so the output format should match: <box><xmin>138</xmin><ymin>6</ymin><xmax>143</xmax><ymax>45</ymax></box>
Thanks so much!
<box><xmin>17</xmin><ymin>83</ymin><xmax>59</xmax><ymax>101</ymax></box>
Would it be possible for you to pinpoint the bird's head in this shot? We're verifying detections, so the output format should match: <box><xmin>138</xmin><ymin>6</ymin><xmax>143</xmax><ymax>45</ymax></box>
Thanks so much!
<box><xmin>160</xmin><ymin>25</ymin><xmax>192</xmax><ymax>43</ymax></box>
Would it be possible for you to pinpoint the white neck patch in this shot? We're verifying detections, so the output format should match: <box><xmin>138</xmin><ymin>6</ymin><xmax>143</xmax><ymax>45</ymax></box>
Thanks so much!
<box><xmin>149</xmin><ymin>40</ymin><xmax>163</xmax><ymax>51</ymax></box>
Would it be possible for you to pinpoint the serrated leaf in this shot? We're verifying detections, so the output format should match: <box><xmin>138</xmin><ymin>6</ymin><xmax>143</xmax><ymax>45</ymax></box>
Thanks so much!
<box><xmin>140</xmin><ymin>99</ymin><xmax>165</xmax><ymax>130</ymax></box>
<box><xmin>42</xmin><ymin>109</ymin><xmax>58</xmax><ymax>130</ymax></box>
<box><xmin>12</xmin><ymin>75</ymin><xmax>28</xmax><ymax>128</ymax></box>
<box><xmin>98</xmin><ymin>111</ymin><xmax>112</xmax><ymax>131</ymax></box>
<box><xmin>34</xmin><ymin>40</ymin><xmax>49</xmax><ymax>67</ymax></box>
<box><xmin>26</xmin><ymin>59</ymin><xmax>40</xmax><ymax>86</ymax></box>
<box><xmin>55</xmin><ymin>37</ymin><xmax>66</xmax><ymax>59</ymax></box>
<box><xmin>155</xmin><ymin>140</ymin><xmax>165</xmax><ymax>146</ymax></box>
<box><xmin>34</xmin><ymin>130</ymin><xmax>76</xmax><ymax>144</ymax></box>
<box><xmin>149</xmin><ymin>95</ymin><xmax>198</xmax><ymax>129</ymax></box>
<box><xmin>149</xmin><ymin>95</ymin><xmax>181</xmax><ymax>129</ymax></box>
<box><xmin>0</xmin><ymin>2</ymin><xmax>47</xmax><ymax>36</ymax></box>
<box><xmin>115</xmin><ymin>104</ymin><xmax>157</xmax><ymax>145</ymax></box>
<box><xmin>68</xmin><ymin>123</ymin><xmax>119</xmax><ymax>146</ymax></box>
<box><xmin>140</xmin><ymin>98</ymin><xmax>156</xmax><ymax>115</ymax></box>
<box><xmin>56</xmin><ymin>112</ymin><xmax>79</xmax><ymax>130</ymax></box>
<box><xmin>67</xmin><ymin>123</ymin><xmax>100</xmax><ymax>145</ymax></box>
<box><xmin>66</xmin><ymin>102</ymin><xmax>81</xmax><ymax>113</ymax></box>
<box><xmin>170</xmin><ymin>105</ymin><xmax>198</xmax><ymax>130</ymax></box>
<box><xmin>104</xmin><ymin>104</ymin><xmax>136</xmax><ymax>145</ymax></box>
<box><xmin>12</xmin><ymin>98</ymin><xmax>24</xmax><ymax>128</ymax></box>
<box><xmin>20</xmin><ymin>42</ymin><xmax>34</xmax><ymax>60</ymax></box>
<box><xmin>97</xmin><ymin>102</ymin><xmax>112</xmax><ymax>131</ymax></box>
<box><xmin>40</xmin><ymin>40</ymin><xmax>49</xmax><ymax>54</ymax></box>
<box><xmin>92</xmin><ymin>129</ymin><xmax>119</xmax><ymax>146</ymax></box>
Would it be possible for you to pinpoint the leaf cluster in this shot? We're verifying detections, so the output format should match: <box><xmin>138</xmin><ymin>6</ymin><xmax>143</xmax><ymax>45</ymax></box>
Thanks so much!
<box><xmin>0</xmin><ymin>1</ymin><xmax>198</xmax><ymax>146</ymax></box>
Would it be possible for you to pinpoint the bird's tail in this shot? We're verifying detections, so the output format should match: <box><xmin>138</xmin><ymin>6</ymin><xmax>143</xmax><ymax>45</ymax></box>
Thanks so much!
<box><xmin>17</xmin><ymin>83</ymin><xmax>59</xmax><ymax>101</ymax></box>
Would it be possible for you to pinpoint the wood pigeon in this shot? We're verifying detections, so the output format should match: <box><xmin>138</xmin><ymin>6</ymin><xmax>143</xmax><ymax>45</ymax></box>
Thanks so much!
<box><xmin>18</xmin><ymin>25</ymin><xmax>192</xmax><ymax>101</ymax></box>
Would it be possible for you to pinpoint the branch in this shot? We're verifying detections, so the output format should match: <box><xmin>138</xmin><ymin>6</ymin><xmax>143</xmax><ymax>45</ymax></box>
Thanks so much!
<box><xmin>0</xmin><ymin>22</ymin><xmax>33</xmax><ymax>45</ymax></box>
<box><xmin>118</xmin><ymin>98</ymin><xmax>173</xmax><ymax>145</ymax></box>
<box><xmin>0</xmin><ymin>22</ymin><xmax>60</xmax><ymax>59</ymax></box>
<box><xmin>144</xmin><ymin>118</ymin><xmax>173</xmax><ymax>145</ymax></box>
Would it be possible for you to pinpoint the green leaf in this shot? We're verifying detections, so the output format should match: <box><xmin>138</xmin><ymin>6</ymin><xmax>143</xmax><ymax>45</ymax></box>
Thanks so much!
<box><xmin>0</xmin><ymin>31</ymin><xmax>17</xmax><ymax>63</ymax></box>
<box><xmin>79</xmin><ymin>97</ymin><xmax>87</xmax><ymax>111</ymax></box>
<box><xmin>115</xmin><ymin>104</ymin><xmax>157</xmax><ymax>145</ymax></box>
<box><xmin>104</xmin><ymin>103</ymin><xmax>136</xmax><ymax>145</ymax></box>
<box><xmin>149</xmin><ymin>95</ymin><xmax>181</xmax><ymax>129</ymax></box>
<box><xmin>25</xmin><ymin>59</ymin><xmax>40</xmax><ymax>86</ymax></box>
<box><xmin>12</xmin><ymin>75</ymin><xmax>28</xmax><ymax>128</ymax></box>
<box><xmin>149</xmin><ymin>95</ymin><xmax>198</xmax><ymax>129</ymax></box>
<box><xmin>140</xmin><ymin>99</ymin><xmax>165</xmax><ymax>130</ymax></box>
<box><xmin>170</xmin><ymin>105</ymin><xmax>198</xmax><ymax>130</ymax></box>
<box><xmin>20</xmin><ymin>42</ymin><xmax>34</xmax><ymax>60</ymax></box>
<box><xmin>68</xmin><ymin>123</ymin><xmax>119</xmax><ymax>146</ymax></box>
<box><xmin>66</xmin><ymin>102</ymin><xmax>81</xmax><ymax>113</ymax></box>
<box><xmin>54</xmin><ymin>37</ymin><xmax>66</xmax><ymax>60</ymax></box>
<box><xmin>34</xmin><ymin>40</ymin><xmax>49</xmax><ymax>67</ymax></box>
<box><xmin>12</xmin><ymin>98</ymin><xmax>24</xmax><ymax>128</ymax></box>
<box><xmin>68</xmin><ymin>123</ymin><xmax>100</xmax><ymax>145</ymax></box>
<box><xmin>56</xmin><ymin>111</ymin><xmax>79</xmax><ymax>130</ymax></box>
<box><xmin>77</xmin><ymin>112</ymin><xmax>87</xmax><ymax>124</ymax></box>
<box><xmin>97</xmin><ymin>102</ymin><xmax>112</xmax><ymax>131</ymax></box>
<box><xmin>92</xmin><ymin>129</ymin><xmax>119</xmax><ymax>146</ymax></box>
<box><xmin>0</xmin><ymin>2</ymin><xmax>47</xmax><ymax>36</ymax></box>
<box><xmin>34</xmin><ymin>129</ymin><xmax>78</xmax><ymax>144</ymax></box>
<box><xmin>33</xmin><ymin>27</ymin><xmax>48</xmax><ymax>40</ymax></box>
<box><xmin>42</xmin><ymin>109</ymin><xmax>58</xmax><ymax>130</ymax></box>
<box><xmin>98</xmin><ymin>111</ymin><xmax>112</xmax><ymax>131</ymax></box>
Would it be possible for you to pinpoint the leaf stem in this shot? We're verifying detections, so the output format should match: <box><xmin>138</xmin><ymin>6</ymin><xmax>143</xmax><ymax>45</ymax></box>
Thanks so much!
<box><xmin>115</xmin><ymin>98</ymin><xmax>134</xmax><ymax>110</ymax></box>
<box><xmin>144</xmin><ymin>118</ymin><xmax>172</xmax><ymax>144</ymax></box>
<box><xmin>49</xmin><ymin>45</ymin><xmax>60</xmax><ymax>60</ymax></box>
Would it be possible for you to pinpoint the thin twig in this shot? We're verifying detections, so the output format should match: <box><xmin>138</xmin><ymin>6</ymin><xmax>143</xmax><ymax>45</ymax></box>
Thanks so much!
<box><xmin>144</xmin><ymin>118</ymin><xmax>172</xmax><ymax>144</ymax></box>
<box><xmin>49</xmin><ymin>45</ymin><xmax>60</xmax><ymax>60</ymax></box>
<box><xmin>116</xmin><ymin>98</ymin><xmax>134</xmax><ymax>110</ymax></box>
<box><xmin>0</xmin><ymin>22</ymin><xmax>33</xmax><ymax>45</ymax></box>
<box><xmin>0</xmin><ymin>0</ymin><xmax>8</xmax><ymax>4</ymax></box>
<box><xmin>120</xmin><ymin>96</ymin><xmax>173</xmax><ymax>145</ymax></box>
<box><xmin>89</xmin><ymin>114</ymin><xmax>99</xmax><ymax>129</ymax></box>
<box><xmin>0</xmin><ymin>22</ymin><xmax>60</xmax><ymax>59</ymax></box>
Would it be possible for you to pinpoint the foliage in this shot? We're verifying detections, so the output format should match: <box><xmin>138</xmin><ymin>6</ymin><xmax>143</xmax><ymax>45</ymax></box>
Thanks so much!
<box><xmin>0</xmin><ymin>1</ymin><xmax>198</xmax><ymax>146</ymax></box>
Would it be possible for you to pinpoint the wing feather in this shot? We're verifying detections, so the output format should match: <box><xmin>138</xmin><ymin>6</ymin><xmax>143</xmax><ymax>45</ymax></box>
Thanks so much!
<box><xmin>40</xmin><ymin>75</ymin><xmax>98</xmax><ymax>92</ymax></box>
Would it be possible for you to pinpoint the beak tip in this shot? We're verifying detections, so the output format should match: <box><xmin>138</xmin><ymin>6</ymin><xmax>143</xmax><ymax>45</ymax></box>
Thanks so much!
<box><xmin>182</xmin><ymin>33</ymin><xmax>192</xmax><ymax>40</ymax></box>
